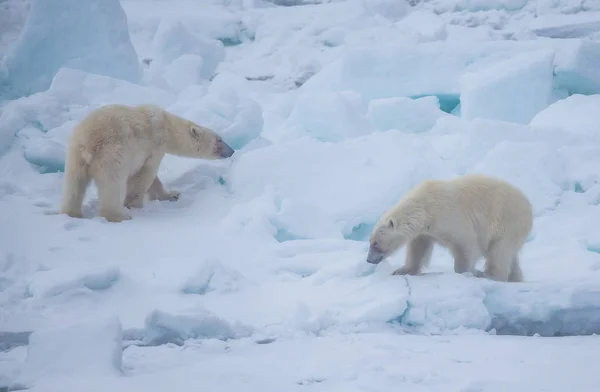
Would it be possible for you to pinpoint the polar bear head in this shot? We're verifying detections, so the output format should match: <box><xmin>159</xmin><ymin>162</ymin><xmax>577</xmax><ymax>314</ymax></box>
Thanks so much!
<box><xmin>366</xmin><ymin>216</ymin><xmax>406</xmax><ymax>264</ymax></box>
<box><xmin>186</xmin><ymin>122</ymin><xmax>235</xmax><ymax>159</ymax></box>
<box><xmin>366</xmin><ymin>197</ymin><xmax>429</xmax><ymax>264</ymax></box>
<box><xmin>161</xmin><ymin>107</ymin><xmax>235</xmax><ymax>159</ymax></box>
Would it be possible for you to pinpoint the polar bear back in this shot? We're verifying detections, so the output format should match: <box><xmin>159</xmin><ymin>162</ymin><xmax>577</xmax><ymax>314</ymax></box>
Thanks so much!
<box><xmin>69</xmin><ymin>104</ymin><xmax>169</xmax><ymax>166</ymax></box>
<box><xmin>385</xmin><ymin>174</ymin><xmax>533</xmax><ymax>250</ymax></box>
<box><xmin>442</xmin><ymin>174</ymin><xmax>532</xmax><ymax>244</ymax></box>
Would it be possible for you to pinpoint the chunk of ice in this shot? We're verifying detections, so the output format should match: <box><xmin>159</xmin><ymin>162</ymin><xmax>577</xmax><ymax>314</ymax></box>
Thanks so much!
<box><xmin>367</xmin><ymin>96</ymin><xmax>450</xmax><ymax>133</ymax></box>
<box><xmin>14</xmin><ymin>317</ymin><xmax>123</xmax><ymax>387</ymax></box>
<box><xmin>459</xmin><ymin>50</ymin><xmax>555</xmax><ymax>124</ymax></box>
<box><xmin>2</xmin><ymin>0</ymin><xmax>141</xmax><ymax>99</ymax></box>
<box><xmin>142</xmin><ymin>309</ymin><xmax>252</xmax><ymax>346</ymax></box>
<box><xmin>530</xmin><ymin>94</ymin><xmax>600</xmax><ymax>135</ymax></box>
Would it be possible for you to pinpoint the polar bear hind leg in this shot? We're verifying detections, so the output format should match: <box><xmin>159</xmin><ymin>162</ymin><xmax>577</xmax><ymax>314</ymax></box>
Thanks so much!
<box><xmin>60</xmin><ymin>151</ymin><xmax>91</xmax><ymax>219</ymax></box>
<box><xmin>125</xmin><ymin>155</ymin><xmax>163</xmax><ymax>209</ymax></box>
<box><xmin>91</xmin><ymin>162</ymin><xmax>132</xmax><ymax>223</ymax></box>
<box><xmin>508</xmin><ymin>256</ymin><xmax>524</xmax><ymax>282</ymax></box>
<box><xmin>483</xmin><ymin>236</ymin><xmax>522</xmax><ymax>282</ymax></box>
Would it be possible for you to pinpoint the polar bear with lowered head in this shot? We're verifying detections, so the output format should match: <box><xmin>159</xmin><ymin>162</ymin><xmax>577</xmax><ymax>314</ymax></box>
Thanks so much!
<box><xmin>366</xmin><ymin>174</ymin><xmax>533</xmax><ymax>282</ymax></box>
<box><xmin>60</xmin><ymin>104</ymin><xmax>234</xmax><ymax>223</ymax></box>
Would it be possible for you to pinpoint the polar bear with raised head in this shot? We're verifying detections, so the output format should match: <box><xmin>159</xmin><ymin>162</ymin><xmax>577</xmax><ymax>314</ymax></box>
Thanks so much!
<box><xmin>60</xmin><ymin>103</ymin><xmax>234</xmax><ymax>223</ymax></box>
<box><xmin>366</xmin><ymin>174</ymin><xmax>533</xmax><ymax>282</ymax></box>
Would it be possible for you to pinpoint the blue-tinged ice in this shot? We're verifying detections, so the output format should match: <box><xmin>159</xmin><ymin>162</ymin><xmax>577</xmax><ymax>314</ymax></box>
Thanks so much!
<box><xmin>1</xmin><ymin>0</ymin><xmax>141</xmax><ymax>99</ymax></box>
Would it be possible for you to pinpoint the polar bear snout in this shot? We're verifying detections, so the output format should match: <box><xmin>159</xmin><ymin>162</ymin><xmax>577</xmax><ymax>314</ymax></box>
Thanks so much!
<box><xmin>366</xmin><ymin>243</ymin><xmax>385</xmax><ymax>264</ymax></box>
<box><xmin>216</xmin><ymin>138</ymin><xmax>235</xmax><ymax>158</ymax></box>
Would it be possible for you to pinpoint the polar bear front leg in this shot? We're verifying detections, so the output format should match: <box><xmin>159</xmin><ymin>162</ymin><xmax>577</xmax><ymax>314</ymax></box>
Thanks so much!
<box><xmin>392</xmin><ymin>235</ymin><xmax>434</xmax><ymax>275</ymax></box>
<box><xmin>147</xmin><ymin>176</ymin><xmax>181</xmax><ymax>202</ymax></box>
<box><xmin>125</xmin><ymin>157</ymin><xmax>162</xmax><ymax>209</ymax></box>
<box><xmin>451</xmin><ymin>243</ymin><xmax>479</xmax><ymax>277</ymax></box>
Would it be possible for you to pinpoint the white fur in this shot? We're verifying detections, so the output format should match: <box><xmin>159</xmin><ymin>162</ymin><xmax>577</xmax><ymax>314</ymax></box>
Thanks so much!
<box><xmin>368</xmin><ymin>174</ymin><xmax>533</xmax><ymax>282</ymax></box>
<box><xmin>60</xmin><ymin>104</ymin><xmax>229</xmax><ymax>222</ymax></box>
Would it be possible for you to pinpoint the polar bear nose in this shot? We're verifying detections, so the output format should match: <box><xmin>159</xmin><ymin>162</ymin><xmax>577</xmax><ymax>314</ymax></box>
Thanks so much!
<box><xmin>366</xmin><ymin>244</ymin><xmax>385</xmax><ymax>264</ymax></box>
<box><xmin>216</xmin><ymin>139</ymin><xmax>234</xmax><ymax>158</ymax></box>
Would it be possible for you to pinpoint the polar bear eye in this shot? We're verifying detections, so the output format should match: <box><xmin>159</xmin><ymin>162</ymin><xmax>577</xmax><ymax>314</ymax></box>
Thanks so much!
<box><xmin>388</xmin><ymin>219</ymin><xmax>395</xmax><ymax>229</ymax></box>
<box><xmin>190</xmin><ymin>126</ymin><xmax>201</xmax><ymax>138</ymax></box>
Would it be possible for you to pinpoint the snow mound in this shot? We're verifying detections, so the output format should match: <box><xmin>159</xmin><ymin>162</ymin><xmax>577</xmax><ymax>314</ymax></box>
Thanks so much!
<box><xmin>228</xmin><ymin>132</ymin><xmax>454</xmax><ymax>236</ymax></box>
<box><xmin>22</xmin><ymin>137</ymin><xmax>65</xmax><ymax>174</ymax></box>
<box><xmin>142</xmin><ymin>309</ymin><xmax>253</xmax><ymax>346</ymax></box>
<box><xmin>152</xmin><ymin>19</ymin><xmax>225</xmax><ymax>68</ymax></box>
<box><xmin>459</xmin><ymin>50</ymin><xmax>555</xmax><ymax>124</ymax></box>
<box><xmin>163</xmin><ymin>54</ymin><xmax>206</xmax><ymax>92</ymax></box>
<box><xmin>472</xmin><ymin>141</ymin><xmax>564</xmax><ymax>213</ymax></box>
<box><xmin>181</xmin><ymin>258</ymin><xmax>246</xmax><ymax>295</ymax></box>
<box><xmin>530</xmin><ymin>94</ymin><xmax>600</xmax><ymax>135</ymax></box>
<box><xmin>367</xmin><ymin>96</ymin><xmax>450</xmax><ymax>133</ymax></box>
<box><xmin>26</xmin><ymin>266</ymin><xmax>120</xmax><ymax>299</ymax></box>
<box><xmin>361</xmin><ymin>0</ymin><xmax>410</xmax><ymax>21</ymax></box>
<box><xmin>13</xmin><ymin>316</ymin><xmax>122</xmax><ymax>388</ymax></box>
<box><xmin>175</xmin><ymin>72</ymin><xmax>263</xmax><ymax>149</ymax></box>
<box><xmin>395</xmin><ymin>10</ymin><xmax>448</xmax><ymax>42</ymax></box>
<box><xmin>2</xmin><ymin>0</ymin><xmax>141</xmax><ymax>99</ymax></box>
<box><xmin>0</xmin><ymin>93</ymin><xmax>67</xmax><ymax>157</ymax></box>
<box><xmin>148</xmin><ymin>19</ymin><xmax>225</xmax><ymax>91</ymax></box>
<box><xmin>285</xmin><ymin>90</ymin><xmax>372</xmax><ymax>142</ymax></box>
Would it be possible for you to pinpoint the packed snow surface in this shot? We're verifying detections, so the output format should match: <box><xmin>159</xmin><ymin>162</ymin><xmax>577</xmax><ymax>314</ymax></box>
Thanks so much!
<box><xmin>2</xmin><ymin>0</ymin><xmax>600</xmax><ymax>391</ymax></box>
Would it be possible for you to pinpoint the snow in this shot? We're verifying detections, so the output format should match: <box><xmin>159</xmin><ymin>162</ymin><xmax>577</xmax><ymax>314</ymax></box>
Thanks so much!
<box><xmin>2</xmin><ymin>0</ymin><xmax>600</xmax><ymax>391</ymax></box>
<box><xmin>1</xmin><ymin>0</ymin><xmax>141</xmax><ymax>100</ymax></box>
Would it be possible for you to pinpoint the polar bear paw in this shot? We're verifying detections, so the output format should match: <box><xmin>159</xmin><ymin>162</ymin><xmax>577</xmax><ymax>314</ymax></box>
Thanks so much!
<box><xmin>163</xmin><ymin>190</ymin><xmax>181</xmax><ymax>202</ymax></box>
<box><xmin>391</xmin><ymin>266</ymin><xmax>419</xmax><ymax>276</ymax></box>
<box><xmin>101</xmin><ymin>209</ymin><xmax>132</xmax><ymax>223</ymax></box>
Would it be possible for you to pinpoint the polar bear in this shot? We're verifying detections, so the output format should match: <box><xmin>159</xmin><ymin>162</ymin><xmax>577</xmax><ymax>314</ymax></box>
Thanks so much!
<box><xmin>59</xmin><ymin>103</ymin><xmax>234</xmax><ymax>223</ymax></box>
<box><xmin>366</xmin><ymin>174</ymin><xmax>533</xmax><ymax>282</ymax></box>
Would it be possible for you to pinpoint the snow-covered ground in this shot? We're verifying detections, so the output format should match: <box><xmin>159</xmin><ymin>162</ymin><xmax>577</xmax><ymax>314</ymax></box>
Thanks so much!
<box><xmin>2</xmin><ymin>0</ymin><xmax>600</xmax><ymax>390</ymax></box>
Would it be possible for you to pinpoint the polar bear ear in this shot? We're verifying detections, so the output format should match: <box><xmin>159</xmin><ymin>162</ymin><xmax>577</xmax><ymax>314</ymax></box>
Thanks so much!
<box><xmin>388</xmin><ymin>218</ymin><xmax>395</xmax><ymax>229</ymax></box>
